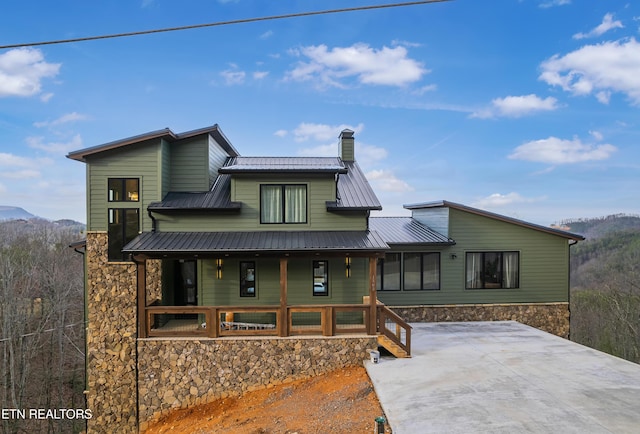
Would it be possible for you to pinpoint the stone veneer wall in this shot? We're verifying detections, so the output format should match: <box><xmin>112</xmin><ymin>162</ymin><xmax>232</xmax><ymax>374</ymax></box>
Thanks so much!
<box><xmin>391</xmin><ymin>303</ymin><xmax>570</xmax><ymax>338</ymax></box>
<box><xmin>137</xmin><ymin>336</ymin><xmax>377</xmax><ymax>430</ymax></box>
<box><xmin>85</xmin><ymin>232</ymin><xmax>162</xmax><ymax>434</ymax></box>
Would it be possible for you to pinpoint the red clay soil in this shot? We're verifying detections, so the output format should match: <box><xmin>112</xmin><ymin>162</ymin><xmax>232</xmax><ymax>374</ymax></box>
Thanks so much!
<box><xmin>143</xmin><ymin>365</ymin><xmax>391</xmax><ymax>434</ymax></box>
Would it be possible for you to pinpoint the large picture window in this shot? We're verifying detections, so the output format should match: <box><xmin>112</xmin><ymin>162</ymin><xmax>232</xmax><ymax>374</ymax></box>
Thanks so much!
<box><xmin>376</xmin><ymin>253</ymin><xmax>401</xmax><ymax>291</ymax></box>
<box><xmin>108</xmin><ymin>178</ymin><xmax>139</xmax><ymax>202</ymax></box>
<box><xmin>260</xmin><ymin>184</ymin><xmax>307</xmax><ymax>224</ymax></box>
<box><xmin>108</xmin><ymin>208</ymin><xmax>139</xmax><ymax>261</ymax></box>
<box><xmin>466</xmin><ymin>251</ymin><xmax>519</xmax><ymax>289</ymax></box>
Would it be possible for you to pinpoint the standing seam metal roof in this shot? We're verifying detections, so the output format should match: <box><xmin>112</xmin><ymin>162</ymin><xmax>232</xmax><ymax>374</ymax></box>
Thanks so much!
<box><xmin>369</xmin><ymin>217</ymin><xmax>454</xmax><ymax>244</ymax></box>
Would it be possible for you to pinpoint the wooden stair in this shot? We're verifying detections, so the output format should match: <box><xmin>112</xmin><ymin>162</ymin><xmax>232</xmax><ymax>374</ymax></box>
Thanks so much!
<box><xmin>377</xmin><ymin>334</ymin><xmax>410</xmax><ymax>358</ymax></box>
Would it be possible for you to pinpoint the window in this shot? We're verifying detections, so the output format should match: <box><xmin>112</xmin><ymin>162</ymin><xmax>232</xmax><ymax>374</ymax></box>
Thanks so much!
<box><xmin>260</xmin><ymin>184</ymin><xmax>307</xmax><ymax>224</ymax></box>
<box><xmin>240</xmin><ymin>262</ymin><xmax>256</xmax><ymax>297</ymax></box>
<box><xmin>108</xmin><ymin>178</ymin><xmax>139</xmax><ymax>202</ymax></box>
<box><xmin>404</xmin><ymin>253</ymin><xmax>440</xmax><ymax>290</ymax></box>
<box><xmin>376</xmin><ymin>253</ymin><xmax>401</xmax><ymax>291</ymax></box>
<box><xmin>466</xmin><ymin>252</ymin><xmax>519</xmax><ymax>289</ymax></box>
<box><xmin>108</xmin><ymin>208</ymin><xmax>139</xmax><ymax>261</ymax></box>
<box><xmin>313</xmin><ymin>260</ymin><xmax>328</xmax><ymax>296</ymax></box>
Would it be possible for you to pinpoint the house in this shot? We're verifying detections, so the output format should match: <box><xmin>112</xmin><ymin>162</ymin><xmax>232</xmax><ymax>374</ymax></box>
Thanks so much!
<box><xmin>67</xmin><ymin>125</ymin><xmax>582</xmax><ymax>433</ymax></box>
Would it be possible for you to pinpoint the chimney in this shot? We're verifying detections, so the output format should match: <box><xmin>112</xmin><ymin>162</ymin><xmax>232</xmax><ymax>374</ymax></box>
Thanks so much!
<box><xmin>339</xmin><ymin>129</ymin><xmax>355</xmax><ymax>161</ymax></box>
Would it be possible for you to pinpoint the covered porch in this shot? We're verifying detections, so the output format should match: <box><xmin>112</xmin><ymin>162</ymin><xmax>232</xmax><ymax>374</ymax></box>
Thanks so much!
<box><xmin>124</xmin><ymin>230</ymin><xmax>411</xmax><ymax>356</ymax></box>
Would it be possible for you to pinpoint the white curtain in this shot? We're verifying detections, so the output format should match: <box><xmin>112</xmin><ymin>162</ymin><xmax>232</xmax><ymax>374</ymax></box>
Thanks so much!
<box><xmin>285</xmin><ymin>185</ymin><xmax>306</xmax><ymax>223</ymax></box>
<box><xmin>466</xmin><ymin>253</ymin><xmax>482</xmax><ymax>288</ymax></box>
<box><xmin>261</xmin><ymin>185</ymin><xmax>282</xmax><ymax>223</ymax></box>
<box><xmin>503</xmin><ymin>252</ymin><xmax>519</xmax><ymax>288</ymax></box>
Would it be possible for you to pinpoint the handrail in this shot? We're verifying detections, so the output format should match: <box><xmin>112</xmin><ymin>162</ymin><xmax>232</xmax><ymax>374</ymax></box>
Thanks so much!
<box><xmin>377</xmin><ymin>305</ymin><xmax>412</xmax><ymax>356</ymax></box>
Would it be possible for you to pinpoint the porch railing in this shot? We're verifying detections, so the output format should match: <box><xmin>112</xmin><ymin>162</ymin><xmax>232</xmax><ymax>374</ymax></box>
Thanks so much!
<box><xmin>145</xmin><ymin>304</ymin><xmax>372</xmax><ymax>339</ymax></box>
<box><xmin>377</xmin><ymin>305</ymin><xmax>412</xmax><ymax>356</ymax></box>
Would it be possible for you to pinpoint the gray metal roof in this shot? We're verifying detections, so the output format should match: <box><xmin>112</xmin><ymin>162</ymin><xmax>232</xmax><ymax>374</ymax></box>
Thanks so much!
<box><xmin>122</xmin><ymin>230</ymin><xmax>389</xmax><ymax>256</ymax></box>
<box><xmin>369</xmin><ymin>217</ymin><xmax>454</xmax><ymax>245</ymax></box>
<box><xmin>328</xmin><ymin>161</ymin><xmax>382</xmax><ymax>211</ymax></box>
<box><xmin>219</xmin><ymin>157</ymin><xmax>347</xmax><ymax>173</ymax></box>
<box><xmin>148</xmin><ymin>175</ymin><xmax>240</xmax><ymax>212</ymax></box>
<box><xmin>404</xmin><ymin>200</ymin><xmax>585</xmax><ymax>241</ymax></box>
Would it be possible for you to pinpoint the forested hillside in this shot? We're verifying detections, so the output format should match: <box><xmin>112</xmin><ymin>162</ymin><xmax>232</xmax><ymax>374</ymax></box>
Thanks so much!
<box><xmin>0</xmin><ymin>218</ymin><xmax>86</xmax><ymax>433</ymax></box>
<box><xmin>566</xmin><ymin>214</ymin><xmax>640</xmax><ymax>364</ymax></box>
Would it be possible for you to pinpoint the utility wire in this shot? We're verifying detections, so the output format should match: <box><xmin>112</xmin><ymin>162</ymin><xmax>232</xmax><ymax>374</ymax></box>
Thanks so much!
<box><xmin>0</xmin><ymin>0</ymin><xmax>451</xmax><ymax>50</ymax></box>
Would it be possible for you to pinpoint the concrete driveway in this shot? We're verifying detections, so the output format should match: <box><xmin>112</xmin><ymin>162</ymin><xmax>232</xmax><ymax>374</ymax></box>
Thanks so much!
<box><xmin>365</xmin><ymin>321</ymin><xmax>640</xmax><ymax>434</ymax></box>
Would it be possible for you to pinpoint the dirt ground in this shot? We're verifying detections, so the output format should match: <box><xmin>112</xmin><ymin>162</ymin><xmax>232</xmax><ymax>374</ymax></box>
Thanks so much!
<box><xmin>143</xmin><ymin>365</ymin><xmax>391</xmax><ymax>434</ymax></box>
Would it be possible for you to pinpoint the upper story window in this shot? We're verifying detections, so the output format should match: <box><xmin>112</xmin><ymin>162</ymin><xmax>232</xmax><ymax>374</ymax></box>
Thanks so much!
<box><xmin>466</xmin><ymin>251</ymin><xmax>519</xmax><ymax>289</ymax></box>
<box><xmin>260</xmin><ymin>184</ymin><xmax>307</xmax><ymax>224</ymax></box>
<box><xmin>108</xmin><ymin>178</ymin><xmax>139</xmax><ymax>202</ymax></box>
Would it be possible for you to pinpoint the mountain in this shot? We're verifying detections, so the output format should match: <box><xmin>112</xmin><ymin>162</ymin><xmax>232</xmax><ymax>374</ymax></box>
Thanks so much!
<box><xmin>0</xmin><ymin>206</ymin><xmax>35</xmax><ymax>221</ymax></box>
<box><xmin>559</xmin><ymin>214</ymin><xmax>640</xmax><ymax>240</ymax></box>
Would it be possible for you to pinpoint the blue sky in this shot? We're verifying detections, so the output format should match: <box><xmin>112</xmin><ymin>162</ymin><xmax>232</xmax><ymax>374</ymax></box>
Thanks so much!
<box><xmin>0</xmin><ymin>0</ymin><xmax>638</xmax><ymax>225</ymax></box>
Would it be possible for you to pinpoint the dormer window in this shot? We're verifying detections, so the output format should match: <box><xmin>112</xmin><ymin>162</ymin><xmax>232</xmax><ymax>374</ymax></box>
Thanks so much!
<box><xmin>109</xmin><ymin>178</ymin><xmax>139</xmax><ymax>202</ymax></box>
<box><xmin>260</xmin><ymin>184</ymin><xmax>307</xmax><ymax>224</ymax></box>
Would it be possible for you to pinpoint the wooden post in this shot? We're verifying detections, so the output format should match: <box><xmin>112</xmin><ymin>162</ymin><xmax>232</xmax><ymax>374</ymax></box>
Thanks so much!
<box><xmin>279</xmin><ymin>257</ymin><xmax>288</xmax><ymax>337</ymax></box>
<box><xmin>136</xmin><ymin>257</ymin><xmax>147</xmax><ymax>338</ymax></box>
<box><xmin>369</xmin><ymin>256</ymin><xmax>378</xmax><ymax>335</ymax></box>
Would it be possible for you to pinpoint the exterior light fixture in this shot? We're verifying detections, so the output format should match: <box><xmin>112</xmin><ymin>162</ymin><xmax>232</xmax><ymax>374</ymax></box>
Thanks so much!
<box><xmin>216</xmin><ymin>258</ymin><xmax>223</xmax><ymax>279</ymax></box>
<box><xmin>450</xmin><ymin>253</ymin><xmax>457</xmax><ymax>260</ymax></box>
<box><xmin>345</xmin><ymin>256</ymin><xmax>352</xmax><ymax>278</ymax></box>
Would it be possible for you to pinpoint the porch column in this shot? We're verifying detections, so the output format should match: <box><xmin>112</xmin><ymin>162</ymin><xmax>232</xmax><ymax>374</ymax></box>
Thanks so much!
<box><xmin>135</xmin><ymin>256</ymin><xmax>147</xmax><ymax>338</ymax></box>
<box><xmin>369</xmin><ymin>255</ymin><xmax>378</xmax><ymax>335</ymax></box>
<box><xmin>279</xmin><ymin>257</ymin><xmax>288</xmax><ymax>337</ymax></box>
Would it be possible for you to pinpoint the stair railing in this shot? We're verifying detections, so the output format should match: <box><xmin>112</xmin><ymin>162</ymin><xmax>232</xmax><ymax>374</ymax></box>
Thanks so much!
<box><xmin>376</xmin><ymin>305</ymin><xmax>411</xmax><ymax>356</ymax></box>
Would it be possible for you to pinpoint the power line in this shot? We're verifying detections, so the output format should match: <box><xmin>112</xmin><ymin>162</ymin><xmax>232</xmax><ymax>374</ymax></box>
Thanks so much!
<box><xmin>0</xmin><ymin>0</ymin><xmax>451</xmax><ymax>50</ymax></box>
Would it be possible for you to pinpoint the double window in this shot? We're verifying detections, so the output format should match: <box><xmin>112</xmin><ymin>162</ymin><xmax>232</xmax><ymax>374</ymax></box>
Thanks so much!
<box><xmin>260</xmin><ymin>184</ymin><xmax>307</xmax><ymax>224</ymax></box>
<box><xmin>377</xmin><ymin>252</ymin><xmax>440</xmax><ymax>291</ymax></box>
<box><xmin>466</xmin><ymin>252</ymin><xmax>519</xmax><ymax>289</ymax></box>
<box><xmin>108</xmin><ymin>178</ymin><xmax>139</xmax><ymax>202</ymax></box>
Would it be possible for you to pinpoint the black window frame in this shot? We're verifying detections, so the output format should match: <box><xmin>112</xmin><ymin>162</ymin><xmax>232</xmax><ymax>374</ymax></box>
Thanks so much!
<box><xmin>107</xmin><ymin>208</ymin><xmax>139</xmax><ymax>262</ymax></box>
<box><xmin>465</xmin><ymin>251</ymin><xmax>520</xmax><ymax>289</ymax></box>
<box><xmin>312</xmin><ymin>260</ymin><xmax>329</xmax><ymax>296</ymax></box>
<box><xmin>259</xmin><ymin>184</ymin><xmax>308</xmax><ymax>224</ymax></box>
<box><xmin>403</xmin><ymin>252</ymin><xmax>441</xmax><ymax>291</ymax></box>
<box><xmin>239</xmin><ymin>261</ymin><xmax>256</xmax><ymax>297</ymax></box>
<box><xmin>376</xmin><ymin>253</ymin><xmax>401</xmax><ymax>291</ymax></box>
<box><xmin>108</xmin><ymin>178</ymin><xmax>140</xmax><ymax>202</ymax></box>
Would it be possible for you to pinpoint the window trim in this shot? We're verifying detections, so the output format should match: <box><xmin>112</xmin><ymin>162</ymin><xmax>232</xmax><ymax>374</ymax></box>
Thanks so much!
<box><xmin>239</xmin><ymin>261</ymin><xmax>256</xmax><ymax>297</ymax></box>
<box><xmin>259</xmin><ymin>184</ymin><xmax>308</xmax><ymax>224</ymax></box>
<box><xmin>108</xmin><ymin>178</ymin><xmax>140</xmax><ymax>202</ymax></box>
<box><xmin>312</xmin><ymin>260</ymin><xmax>329</xmax><ymax>296</ymax></box>
<box><xmin>465</xmin><ymin>251</ymin><xmax>520</xmax><ymax>290</ymax></box>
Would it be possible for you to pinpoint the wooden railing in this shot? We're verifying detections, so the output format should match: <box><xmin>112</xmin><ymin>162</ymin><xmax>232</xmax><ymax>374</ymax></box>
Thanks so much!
<box><xmin>377</xmin><ymin>305</ymin><xmax>412</xmax><ymax>356</ymax></box>
<box><xmin>145</xmin><ymin>304</ymin><xmax>372</xmax><ymax>338</ymax></box>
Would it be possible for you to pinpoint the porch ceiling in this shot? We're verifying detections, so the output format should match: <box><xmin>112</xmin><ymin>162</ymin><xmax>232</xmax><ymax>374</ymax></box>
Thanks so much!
<box><xmin>122</xmin><ymin>230</ymin><xmax>389</xmax><ymax>257</ymax></box>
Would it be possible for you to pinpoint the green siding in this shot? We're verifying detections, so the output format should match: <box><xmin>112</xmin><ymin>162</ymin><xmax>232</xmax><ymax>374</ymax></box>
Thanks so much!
<box><xmin>169</xmin><ymin>137</ymin><xmax>210</xmax><ymax>192</ymax></box>
<box><xmin>86</xmin><ymin>141</ymin><xmax>162</xmax><ymax>232</ymax></box>
<box><xmin>199</xmin><ymin>257</ymin><xmax>369</xmax><ymax>306</ymax></box>
<box><xmin>155</xmin><ymin>174</ymin><xmax>367</xmax><ymax>232</ymax></box>
<box><xmin>377</xmin><ymin>208</ymin><xmax>570</xmax><ymax>306</ymax></box>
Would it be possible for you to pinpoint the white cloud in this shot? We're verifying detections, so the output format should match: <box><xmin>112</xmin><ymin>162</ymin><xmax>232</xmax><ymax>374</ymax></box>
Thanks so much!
<box><xmin>292</xmin><ymin>122</ymin><xmax>364</xmax><ymax>142</ymax></box>
<box><xmin>472</xmin><ymin>192</ymin><xmax>544</xmax><ymax>208</ymax></box>
<box><xmin>26</xmin><ymin>134</ymin><xmax>83</xmax><ymax>154</ymax></box>
<box><xmin>0</xmin><ymin>48</ymin><xmax>60</xmax><ymax>98</ymax></box>
<box><xmin>260</xmin><ymin>30</ymin><xmax>274</xmax><ymax>39</ymax></box>
<box><xmin>365</xmin><ymin>169</ymin><xmax>413</xmax><ymax>192</ymax></box>
<box><xmin>1</xmin><ymin>169</ymin><xmax>41</xmax><ymax>180</ymax></box>
<box><xmin>539</xmin><ymin>38</ymin><xmax>640</xmax><ymax>105</ymax></box>
<box><xmin>573</xmin><ymin>13</ymin><xmax>624</xmax><ymax>40</ymax></box>
<box><xmin>413</xmin><ymin>84</ymin><xmax>437</xmax><ymax>95</ymax></box>
<box><xmin>286</xmin><ymin>43</ymin><xmax>428</xmax><ymax>88</ymax></box>
<box><xmin>539</xmin><ymin>0</ymin><xmax>570</xmax><ymax>8</ymax></box>
<box><xmin>34</xmin><ymin>112</ymin><xmax>89</xmax><ymax>128</ymax></box>
<box><xmin>0</xmin><ymin>152</ymin><xmax>37</xmax><ymax>168</ymax></box>
<box><xmin>589</xmin><ymin>130</ymin><xmax>604</xmax><ymax>141</ymax></box>
<box><xmin>508</xmin><ymin>136</ymin><xmax>617</xmax><ymax>164</ymax></box>
<box><xmin>220</xmin><ymin>67</ymin><xmax>246</xmax><ymax>85</ymax></box>
<box><xmin>273</xmin><ymin>129</ymin><xmax>288</xmax><ymax>138</ymax></box>
<box><xmin>471</xmin><ymin>94</ymin><xmax>559</xmax><ymax>118</ymax></box>
<box><xmin>0</xmin><ymin>152</ymin><xmax>49</xmax><ymax>179</ymax></box>
<box><xmin>253</xmin><ymin>71</ymin><xmax>269</xmax><ymax>80</ymax></box>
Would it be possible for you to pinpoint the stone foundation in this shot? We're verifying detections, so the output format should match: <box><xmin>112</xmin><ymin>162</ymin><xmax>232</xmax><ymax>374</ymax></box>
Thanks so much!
<box><xmin>390</xmin><ymin>303</ymin><xmax>570</xmax><ymax>338</ymax></box>
<box><xmin>137</xmin><ymin>336</ymin><xmax>377</xmax><ymax>431</ymax></box>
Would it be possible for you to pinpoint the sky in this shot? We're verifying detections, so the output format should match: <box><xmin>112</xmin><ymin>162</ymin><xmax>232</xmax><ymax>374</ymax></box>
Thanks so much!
<box><xmin>0</xmin><ymin>0</ymin><xmax>638</xmax><ymax>226</ymax></box>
